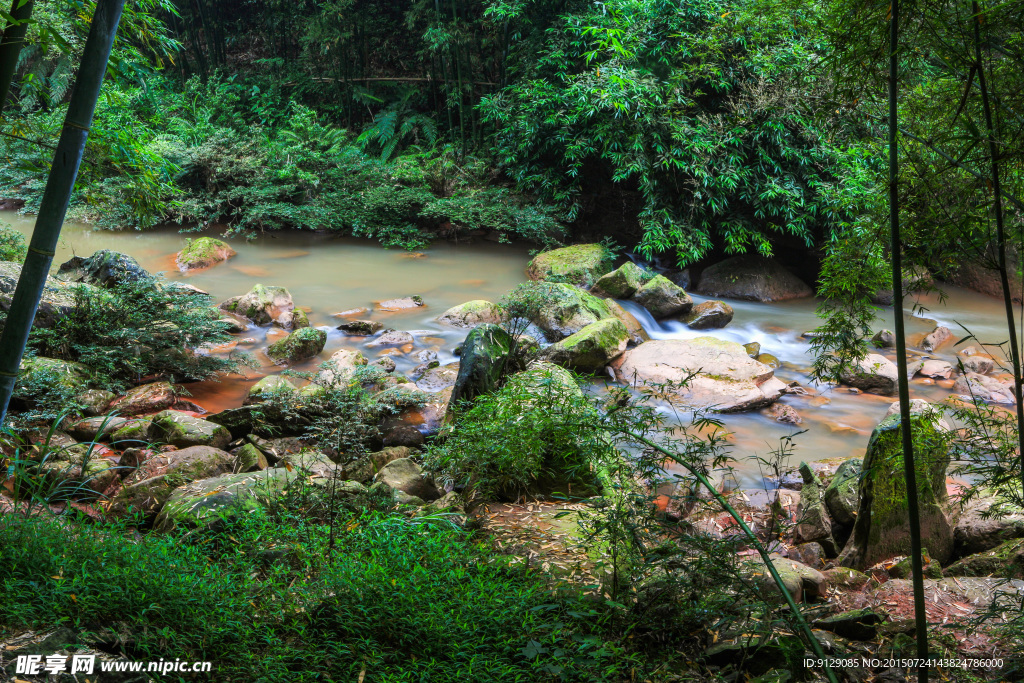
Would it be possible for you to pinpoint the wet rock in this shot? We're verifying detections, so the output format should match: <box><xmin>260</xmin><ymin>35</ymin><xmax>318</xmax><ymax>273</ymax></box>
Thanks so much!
<box><xmin>221</xmin><ymin>284</ymin><xmax>295</xmax><ymax>328</ymax></box>
<box><xmin>109</xmin><ymin>381</ymin><xmax>176</xmax><ymax>416</ymax></box>
<box><xmin>665</xmin><ymin>268</ymin><xmax>692</xmax><ymax>290</ymax></box>
<box><xmin>525</xmin><ymin>243</ymin><xmax>613</xmax><ymax>286</ymax></box>
<box><xmin>244</xmin><ymin>374</ymin><xmax>297</xmax><ymax>405</ymax></box>
<box><xmin>763</xmin><ymin>403</ymin><xmax>802</xmax><ymax>424</ymax></box>
<box><xmin>683</xmin><ymin>300</ymin><xmax>733</xmax><ymax>329</ymax></box>
<box><xmin>944</xmin><ymin>242</ymin><xmax>1023</xmax><ymax>303</ymax></box>
<box><xmin>78</xmin><ymin>389</ymin><xmax>115</xmax><ymax>416</ymax></box>
<box><xmin>108</xmin><ymin>445</ymin><xmax>234</xmax><ymax>518</ymax></box>
<box><xmin>375</xmin><ymin>296</ymin><xmax>425</xmax><ymax>312</ymax></box>
<box><xmin>697</xmin><ymin>254</ymin><xmax>813</xmax><ymax>302</ymax></box>
<box><xmin>372</xmin><ymin>356</ymin><xmax>396</xmax><ymax>373</ymax></box>
<box><xmin>952</xmin><ymin>372</ymin><xmax>1015</xmax><ymax>403</ymax></box>
<box><xmin>795</xmin><ymin>462</ymin><xmax>838</xmax><ymax>555</ymax></box>
<box><xmin>743</xmin><ymin>342</ymin><xmax>761</xmax><ymax>357</ymax></box>
<box><xmin>756</xmin><ymin>352</ymin><xmax>780</xmax><ymax>369</ymax></box>
<box><xmin>110</xmin><ymin>418</ymin><xmax>152</xmax><ymax>445</ymax></box>
<box><xmin>217</xmin><ymin>314</ymin><xmax>249</xmax><ymax>333</ymax></box>
<box><xmin>35</xmin><ymin>449</ymin><xmax>119</xmax><ymax>499</ymax></box>
<box><xmin>590</xmin><ymin>261</ymin><xmax>651</xmax><ymax>298</ymax></box>
<box><xmin>839</xmin><ymin>353</ymin><xmax>898</xmax><ymax>395</ymax></box>
<box><xmin>175</xmin><ymin>237</ymin><xmax>236</xmax><ymax>271</ymax></box>
<box><xmin>613</xmin><ymin>337</ymin><xmax>787</xmax><ymax>412</ymax></box>
<box><xmin>337</xmin><ymin>319</ymin><xmax>384</xmax><ymax>335</ymax></box>
<box><xmin>631</xmin><ymin>274</ymin><xmax>693</xmax><ymax>318</ymax></box>
<box><xmin>365</xmin><ymin>329</ymin><xmax>415</xmax><ymax>348</ymax></box>
<box><xmin>56</xmin><ymin>250</ymin><xmax>151</xmax><ymax>287</ymax></box>
<box><xmin>437</xmin><ymin>300</ymin><xmax>506</xmax><ymax>328</ymax></box>
<box><xmin>921</xmin><ymin>325</ymin><xmax>952</xmax><ymax>352</ymax></box>
<box><xmin>67</xmin><ymin>416</ymin><xmax>130</xmax><ymax>442</ymax></box>
<box><xmin>917</xmin><ymin>359</ymin><xmax>953</xmax><ymax>379</ymax></box>
<box><xmin>872</xmin><ymin>329</ymin><xmax>896</xmax><ymax>348</ymax></box>
<box><xmin>374</xmin><ymin>458</ymin><xmax>440</xmax><ymax>501</ymax></box>
<box><xmin>604</xmin><ymin>298</ymin><xmax>649</xmax><ymax>344</ymax></box>
<box><xmin>539</xmin><ymin>318</ymin><xmax>629</xmax><ymax>373</ymax></box>
<box><xmin>291</xmin><ymin>309</ymin><xmax>311</xmax><ymax>329</ymax></box>
<box><xmin>944</xmin><ymin>538</ymin><xmax>1024</xmax><ymax>579</ymax></box>
<box><xmin>266</xmin><ymin>327</ymin><xmax>327</xmax><ymax>363</ymax></box>
<box><xmin>882</xmin><ymin>398</ymin><xmax>948</xmax><ymax>428</ymax></box>
<box><xmin>837</xmin><ymin>413</ymin><xmax>953</xmax><ymax>569</ymax></box>
<box><xmin>823</xmin><ymin>458</ymin><xmax>862</xmax><ymax>529</ymax></box>
<box><xmin>315</xmin><ymin>349</ymin><xmax>369</xmax><ymax>385</ymax></box>
<box><xmin>959</xmin><ymin>354</ymin><xmax>996</xmax><ymax>375</ymax></box>
<box><xmin>414</xmin><ymin>349</ymin><xmax>438</xmax><ymax>363</ymax></box>
<box><xmin>448</xmin><ymin>324</ymin><xmax>514</xmax><ymax>407</ymax></box>
<box><xmin>409</xmin><ymin>360</ymin><xmax>439</xmax><ymax>381</ymax></box>
<box><xmin>814</xmin><ymin>609</ymin><xmax>882</xmax><ymax>641</ymax></box>
<box><xmin>148</xmin><ymin>410</ymin><xmax>232</xmax><ymax>450</ymax></box>
<box><xmin>415</xmin><ymin>364</ymin><xmax>459</xmax><ymax>392</ymax></box>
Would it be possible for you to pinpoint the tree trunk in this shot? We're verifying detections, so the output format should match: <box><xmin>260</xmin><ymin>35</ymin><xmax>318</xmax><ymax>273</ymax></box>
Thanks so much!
<box><xmin>0</xmin><ymin>0</ymin><xmax>126</xmax><ymax>424</ymax></box>
<box><xmin>0</xmin><ymin>0</ymin><xmax>34</xmax><ymax>111</ymax></box>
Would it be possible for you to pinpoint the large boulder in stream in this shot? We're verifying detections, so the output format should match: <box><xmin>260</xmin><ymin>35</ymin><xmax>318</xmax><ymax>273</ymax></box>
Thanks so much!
<box><xmin>524</xmin><ymin>282</ymin><xmax>615</xmax><ymax>340</ymax></box>
<box><xmin>266</xmin><ymin>327</ymin><xmax>327</xmax><ymax>363</ymax></box>
<box><xmin>952</xmin><ymin>372</ymin><xmax>1016</xmax><ymax>403</ymax></box>
<box><xmin>0</xmin><ymin>261</ymin><xmax>98</xmax><ymax>328</ymax></box>
<box><xmin>612</xmin><ymin>337</ymin><xmax>787</xmax><ymax>412</ymax></box>
<box><xmin>837</xmin><ymin>413</ymin><xmax>954</xmax><ymax>569</ymax></box>
<box><xmin>220</xmin><ymin>284</ymin><xmax>296</xmax><ymax>328</ymax></box>
<box><xmin>108</xmin><ymin>445</ymin><xmax>235</xmax><ymax>519</ymax></box>
<box><xmin>591</xmin><ymin>262</ymin><xmax>652</xmax><ymax>299</ymax></box>
<box><xmin>696</xmin><ymin>254</ymin><xmax>813</xmax><ymax>301</ymax></box>
<box><xmin>56</xmin><ymin>250</ymin><xmax>151</xmax><ymax>288</ymax></box>
<box><xmin>539</xmin><ymin>318</ymin><xmax>629</xmax><ymax>373</ymax></box>
<box><xmin>448</xmin><ymin>324</ymin><xmax>514</xmax><ymax>408</ymax></box>
<box><xmin>525</xmin><ymin>244</ymin><xmax>613</xmax><ymax>286</ymax></box>
<box><xmin>175</xmin><ymin>237</ymin><xmax>236</xmax><ymax>271</ymax></box>
<box><xmin>108</xmin><ymin>381</ymin><xmax>177</xmax><ymax>415</ymax></box>
<box><xmin>838</xmin><ymin>353</ymin><xmax>898</xmax><ymax>395</ymax></box>
<box><xmin>631</xmin><ymin>274</ymin><xmax>693</xmax><ymax>318</ymax></box>
<box><xmin>683</xmin><ymin>300</ymin><xmax>734</xmax><ymax>329</ymax></box>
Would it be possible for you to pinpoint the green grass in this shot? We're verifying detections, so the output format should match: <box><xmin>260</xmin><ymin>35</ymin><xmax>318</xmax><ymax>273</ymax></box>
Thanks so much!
<box><xmin>0</xmin><ymin>508</ymin><xmax>640</xmax><ymax>682</ymax></box>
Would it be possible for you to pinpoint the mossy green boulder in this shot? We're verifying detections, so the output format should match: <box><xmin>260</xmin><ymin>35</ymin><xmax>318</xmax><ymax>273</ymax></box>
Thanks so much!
<box><xmin>108</xmin><ymin>445</ymin><xmax>235</xmax><ymax>519</ymax></box>
<box><xmin>448</xmin><ymin>323</ymin><xmax>514</xmax><ymax>407</ymax></box>
<box><xmin>540</xmin><ymin>318</ymin><xmax>629</xmax><ymax>373</ymax></box>
<box><xmin>148</xmin><ymin>410</ymin><xmax>233</xmax><ymax>450</ymax></box>
<box><xmin>823</xmin><ymin>458</ymin><xmax>862</xmax><ymax>528</ymax></box>
<box><xmin>266</xmin><ymin>327</ymin><xmax>327</xmax><ymax>363</ymax></box>
<box><xmin>154</xmin><ymin>468</ymin><xmax>298</xmax><ymax>532</ymax></box>
<box><xmin>221</xmin><ymin>284</ymin><xmax>295</xmax><ymax>327</ymax></box>
<box><xmin>631</xmin><ymin>274</ymin><xmax>693</xmax><ymax>318</ymax></box>
<box><xmin>525</xmin><ymin>244</ymin><xmax>613</xmax><ymax>286</ymax></box>
<box><xmin>244</xmin><ymin>374</ymin><xmax>297</xmax><ymax>405</ymax></box>
<box><xmin>837</xmin><ymin>413</ymin><xmax>953</xmax><ymax>568</ymax></box>
<box><xmin>18</xmin><ymin>357</ymin><xmax>91</xmax><ymax>393</ymax></box>
<box><xmin>523</xmin><ymin>282</ymin><xmax>615</xmax><ymax>340</ymax></box>
<box><xmin>591</xmin><ymin>262</ymin><xmax>651</xmax><ymax>298</ymax></box>
<box><xmin>944</xmin><ymin>538</ymin><xmax>1024</xmax><ymax>579</ymax></box>
<box><xmin>175</xmin><ymin>237</ymin><xmax>236</xmax><ymax>271</ymax></box>
<box><xmin>683</xmin><ymin>300</ymin><xmax>734</xmax><ymax>329</ymax></box>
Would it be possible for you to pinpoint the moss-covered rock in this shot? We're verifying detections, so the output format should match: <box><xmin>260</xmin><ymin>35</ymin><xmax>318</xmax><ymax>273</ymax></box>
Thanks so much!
<box><xmin>291</xmin><ymin>309</ymin><xmax>310</xmax><ymax>329</ymax></box>
<box><xmin>244</xmin><ymin>374</ymin><xmax>297</xmax><ymax>405</ymax></box>
<box><xmin>944</xmin><ymin>538</ymin><xmax>1024</xmax><ymax>579</ymax></box>
<box><xmin>448</xmin><ymin>323</ymin><xmax>514</xmax><ymax>407</ymax></box>
<box><xmin>110</xmin><ymin>418</ymin><xmax>153</xmax><ymax>446</ymax></box>
<box><xmin>266</xmin><ymin>327</ymin><xmax>327</xmax><ymax>363</ymax></box>
<box><xmin>540</xmin><ymin>318</ymin><xmax>629</xmax><ymax>373</ymax></box>
<box><xmin>233</xmin><ymin>443</ymin><xmax>269</xmax><ymax>472</ymax></box>
<box><xmin>437</xmin><ymin>300</ymin><xmax>506</xmax><ymax>328</ymax></box>
<box><xmin>77</xmin><ymin>389</ymin><xmax>115</xmax><ymax>416</ymax></box>
<box><xmin>108</xmin><ymin>445</ymin><xmax>235</xmax><ymax>519</ymax></box>
<box><xmin>148</xmin><ymin>410</ymin><xmax>233</xmax><ymax>450</ymax></box>
<box><xmin>525</xmin><ymin>282</ymin><xmax>615</xmax><ymax>340</ymax></box>
<box><xmin>153</xmin><ymin>468</ymin><xmax>298</xmax><ymax>532</ymax></box>
<box><xmin>56</xmin><ymin>250</ymin><xmax>151</xmax><ymax>288</ymax></box>
<box><xmin>889</xmin><ymin>551</ymin><xmax>943</xmax><ymax>579</ymax></box>
<box><xmin>221</xmin><ymin>284</ymin><xmax>295</xmax><ymax>327</ymax></box>
<box><xmin>839</xmin><ymin>353</ymin><xmax>898</xmax><ymax>396</ymax></box>
<box><xmin>740</xmin><ymin>553</ymin><xmax>826</xmax><ymax>603</ymax></box>
<box><xmin>590</xmin><ymin>262</ymin><xmax>651</xmax><ymax>298</ymax></box>
<box><xmin>813</xmin><ymin>608</ymin><xmax>882</xmax><ymax>641</ymax></box>
<box><xmin>631</xmin><ymin>274</ymin><xmax>693</xmax><ymax>318</ymax></box>
<box><xmin>837</xmin><ymin>413</ymin><xmax>953</xmax><ymax>569</ymax></box>
<box><xmin>337</xmin><ymin>319</ymin><xmax>383</xmax><ymax>335</ymax></box>
<box><xmin>1</xmin><ymin>262</ymin><xmax>99</xmax><ymax>328</ymax></box>
<box><xmin>108</xmin><ymin>381</ymin><xmax>176</xmax><ymax>415</ymax></box>
<box><xmin>823</xmin><ymin>458</ymin><xmax>862</xmax><ymax>528</ymax></box>
<box><xmin>795</xmin><ymin>462</ymin><xmax>838</xmax><ymax>555</ymax></box>
<box><xmin>175</xmin><ymin>237</ymin><xmax>236</xmax><ymax>271</ymax></box>
<box><xmin>525</xmin><ymin>244</ymin><xmax>613</xmax><ymax>286</ymax></box>
<box><xmin>314</xmin><ymin>349</ymin><xmax>368</xmax><ymax>386</ymax></box>
<box><xmin>18</xmin><ymin>357</ymin><xmax>91</xmax><ymax>393</ymax></box>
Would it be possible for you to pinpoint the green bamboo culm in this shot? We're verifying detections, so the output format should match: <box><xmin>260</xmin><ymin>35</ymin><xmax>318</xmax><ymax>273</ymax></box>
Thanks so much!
<box><xmin>0</xmin><ymin>0</ymin><xmax>126</xmax><ymax>425</ymax></box>
<box><xmin>972</xmin><ymin>0</ymin><xmax>1024</xmax><ymax>492</ymax></box>
<box><xmin>0</xmin><ymin>0</ymin><xmax>35</xmax><ymax>110</ymax></box>
<box><xmin>887</xmin><ymin>0</ymin><xmax>931</xmax><ymax>679</ymax></box>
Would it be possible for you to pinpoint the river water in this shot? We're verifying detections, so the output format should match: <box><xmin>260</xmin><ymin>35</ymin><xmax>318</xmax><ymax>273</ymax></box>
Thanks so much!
<box><xmin>5</xmin><ymin>212</ymin><xmax>1020</xmax><ymax>485</ymax></box>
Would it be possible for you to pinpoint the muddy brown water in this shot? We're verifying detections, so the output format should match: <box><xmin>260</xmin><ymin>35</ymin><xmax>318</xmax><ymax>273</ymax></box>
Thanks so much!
<box><xmin>5</xmin><ymin>212</ymin><xmax>1020</xmax><ymax>486</ymax></box>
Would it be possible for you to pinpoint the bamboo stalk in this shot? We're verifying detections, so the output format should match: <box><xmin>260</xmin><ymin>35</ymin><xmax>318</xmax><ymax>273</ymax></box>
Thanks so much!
<box><xmin>0</xmin><ymin>0</ymin><xmax>34</xmax><ymax>111</ymax></box>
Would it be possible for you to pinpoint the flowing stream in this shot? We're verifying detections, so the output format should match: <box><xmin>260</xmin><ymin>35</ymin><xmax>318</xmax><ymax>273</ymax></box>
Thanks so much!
<box><xmin>5</xmin><ymin>211</ymin><xmax>1021</xmax><ymax>486</ymax></box>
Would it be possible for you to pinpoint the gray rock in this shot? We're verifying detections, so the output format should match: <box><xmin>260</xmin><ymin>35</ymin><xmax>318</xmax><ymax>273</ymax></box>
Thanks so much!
<box><xmin>954</xmin><ymin>498</ymin><xmax>1024</xmax><ymax>556</ymax></box>
<box><xmin>56</xmin><ymin>250</ymin><xmax>151</xmax><ymax>287</ymax></box>
<box><xmin>374</xmin><ymin>458</ymin><xmax>440</xmax><ymax>501</ymax></box>
<box><xmin>839</xmin><ymin>353</ymin><xmax>898</xmax><ymax>395</ymax></box>
<box><xmin>794</xmin><ymin>462</ymin><xmax>838</xmax><ymax>555</ymax></box>
<box><xmin>631</xmin><ymin>274</ymin><xmax>693</xmax><ymax>318</ymax></box>
<box><xmin>365</xmin><ymin>329</ymin><xmax>415</xmax><ymax>348</ymax></box>
<box><xmin>823</xmin><ymin>458</ymin><xmax>862</xmax><ymax>528</ymax></box>
<box><xmin>337</xmin><ymin>319</ymin><xmax>384</xmax><ymax>335</ymax></box>
<box><xmin>221</xmin><ymin>284</ymin><xmax>295</xmax><ymax>328</ymax></box>
<box><xmin>697</xmin><ymin>254</ymin><xmax>813</xmax><ymax>301</ymax></box>
<box><xmin>872</xmin><ymin>329</ymin><xmax>896</xmax><ymax>348</ymax></box>
<box><xmin>952</xmin><ymin>372</ymin><xmax>1016</xmax><ymax>403</ymax></box>
<box><xmin>921</xmin><ymin>325</ymin><xmax>953</xmax><ymax>352</ymax></box>
<box><xmin>148</xmin><ymin>410</ymin><xmax>232</xmax><ymax>450</ymax></box>
<box><xmin>448</xmin><ymin>324</ymin><xmax>514</xmax><ymax>407</ymax></box>
<box><xmin>682</xmin><ymin>300</ymin><xmax>733</xmax><ymax>329</ymax></box>
<box><xmin>244</xmin><ymin>374</ymin><xmax>297</xmax><ymax>405</ymax></box>
<box><xmin>436</xmin><ymin>300</ymin><xmax>505</xmax><ymax>328</ymax></box>
<box><xmin>814</xmin><ymin>609</ymin><xmax>882</xmax><ymax>641</ymax></box>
